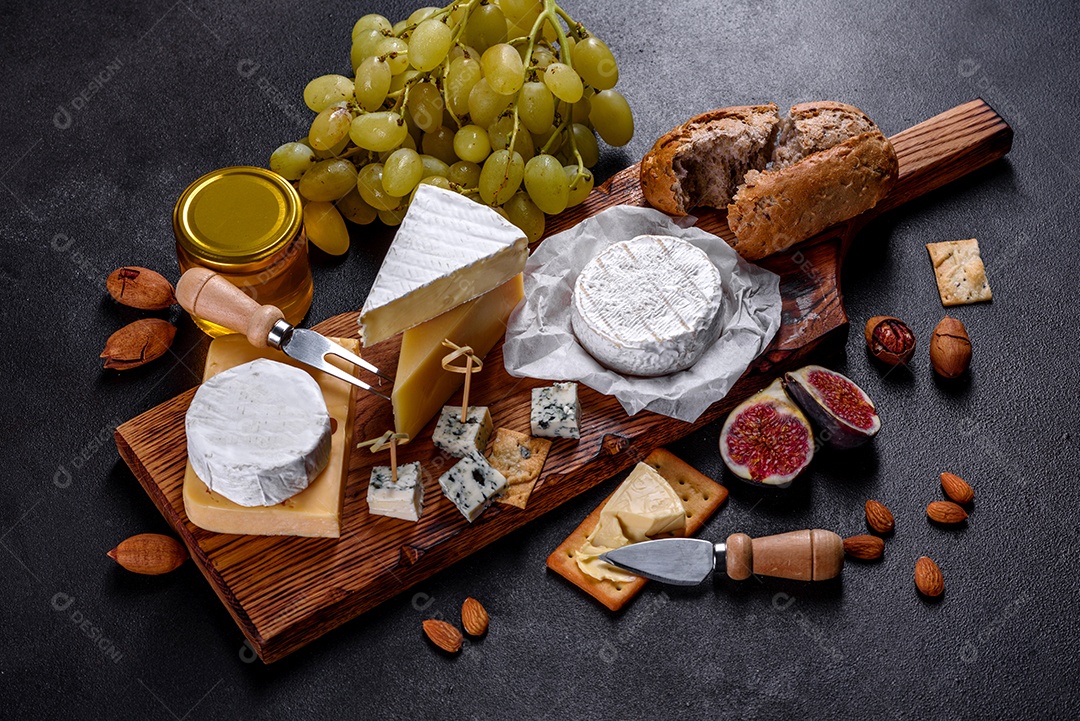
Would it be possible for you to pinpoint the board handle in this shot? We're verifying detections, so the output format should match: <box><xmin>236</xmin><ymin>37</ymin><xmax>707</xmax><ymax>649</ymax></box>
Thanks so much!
<box><xmin>724</xmin><ymin>529</ymin><xmax>843</xmax><ymax>581</ymax></box>
<box><xmin>176</xmin><ymin>268</ymin><xmax>285</xmax><ymax>348</ymax></box>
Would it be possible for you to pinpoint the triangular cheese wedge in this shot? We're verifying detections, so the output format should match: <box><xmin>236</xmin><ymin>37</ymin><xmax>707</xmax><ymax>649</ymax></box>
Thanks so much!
<box><xmin>359</xmin><ymin>185</ymin><xmax>528</xmax><ymax>346</ymax></box>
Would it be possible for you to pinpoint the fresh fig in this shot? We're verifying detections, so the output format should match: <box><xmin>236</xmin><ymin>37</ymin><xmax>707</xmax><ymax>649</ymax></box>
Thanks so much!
<box><xmin>782</xmin><ymin>365</ymin><xmax>880</xmax><ymax>449</ymax></box>
<box><xmin>719</xmin><ymin>379</ymin><xmax>814</xmax><ymax>487</ymax></box>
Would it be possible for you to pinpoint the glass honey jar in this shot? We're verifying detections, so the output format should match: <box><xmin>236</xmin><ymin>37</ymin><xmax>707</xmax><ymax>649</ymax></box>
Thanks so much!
<box><xmin>173</xmin><ymin>166</ymin><xmax>312</xmax><ymax>336</ymax></box>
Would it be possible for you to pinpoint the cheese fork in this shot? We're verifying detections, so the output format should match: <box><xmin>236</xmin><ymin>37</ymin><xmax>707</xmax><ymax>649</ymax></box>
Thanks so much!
<box><xmin>176</xmin><ymin>268</ymin><xmax>393</xmax><ymax>401</ymax></box>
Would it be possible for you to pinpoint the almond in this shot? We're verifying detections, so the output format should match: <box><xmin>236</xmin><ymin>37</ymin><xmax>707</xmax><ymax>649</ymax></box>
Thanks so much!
<box><xmin>927</xmin><ymin>500</ymin><xmax>968</xmax><ymax>524</ymax></box>
<box><xmin>100</xmin><ymin>318</ymin><xmax>176</xmax><ymax>370</ymax></box>
<box><xmin>107</xmin><ymin>533</ymin><xmax>188</xmax><ymax>575</ymax></box>
<box><xmin>914</xmin><ymin>556</ymin><xmax>944</xmax><ymax>597</ymax></box>
<box><xmin>940</xmin><ymin>472</ymin><xmax>974</xmax><ymax>504</ymax></box>
<box><xmin>461</xmin><ymin>597</ymin><xmax>489</xmax><ymax>636</ymax></box>
<box><xmin>422</xmin><ymin>619</ymin><xmax>463</xmax><ymax>653</ymax></box>
<box><xmin>865</xmin><ymin>499</ymin><xmax>895</xmax><ymax>534</ymax></box>
<box><xmin>843</xmin><ymin>534</ymin><xmax>885</xmax><ymax>560</ymax></box>
<box><xmin>106</xmin><ymin>266</ymin><xmax>176</xmax><ymax>310</ymax></box>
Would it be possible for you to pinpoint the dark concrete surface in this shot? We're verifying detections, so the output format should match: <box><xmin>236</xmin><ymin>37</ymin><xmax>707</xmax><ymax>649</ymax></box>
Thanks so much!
<box><xmin>2</xmin><ymin>0</ymin><xmax>1077</xmax><ymax>719</ymax></box>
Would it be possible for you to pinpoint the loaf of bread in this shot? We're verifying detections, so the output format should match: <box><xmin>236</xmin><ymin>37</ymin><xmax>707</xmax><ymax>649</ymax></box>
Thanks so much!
<box><xmin>640</xmin><ymin>101</ymin><xmax>898</xmax><ymax>261</ymax></box>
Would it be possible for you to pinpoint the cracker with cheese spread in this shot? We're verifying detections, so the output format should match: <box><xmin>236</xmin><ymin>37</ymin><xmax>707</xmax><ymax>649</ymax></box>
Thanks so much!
<box><xmin>486</xmin><ymin>428</ymin><xmax>551</xmax><ymax>509</ymax></box>
<box><xmin>927</xmin><ymin>238</ymin><xmax>992</xmax><ymax>306</ymax></box>
<box><xmin>546</xmin><ymin>449</ymin><xmax>728</xmax><ymax>611</ymax></box>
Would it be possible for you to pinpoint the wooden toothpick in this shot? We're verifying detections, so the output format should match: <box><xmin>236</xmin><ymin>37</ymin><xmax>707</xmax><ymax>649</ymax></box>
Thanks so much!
<box><xmin>358</xmin><ymin>431</ymin><xmax>410</xmax><ymax>484</ymax></box>
<box><xmin>440</xmin><ymin>339</ymin><xmax>483</xmax><ymax>424</ymax></box>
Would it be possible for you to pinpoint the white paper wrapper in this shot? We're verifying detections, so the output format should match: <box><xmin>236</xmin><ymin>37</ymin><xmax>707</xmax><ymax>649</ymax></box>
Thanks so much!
<box><xmin>503</xmin><ymin>206</ymin><xmax>782</xmax><ymax>422</ymax></box>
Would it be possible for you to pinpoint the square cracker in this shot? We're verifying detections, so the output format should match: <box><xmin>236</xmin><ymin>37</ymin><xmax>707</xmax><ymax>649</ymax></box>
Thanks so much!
<box><xmin>545</xmin><ymin>448</ymin><xmax>728</xmax><ymax>611</ymax></box>
<box><xmin>486</xmin><ymin>428</ymin><xmax>551</xmax><ymax>509</ymax></box>
<box><xmin>927</xmin><ymin>238</ymin><xmax>992</xmax><ymax>306</ymax></box>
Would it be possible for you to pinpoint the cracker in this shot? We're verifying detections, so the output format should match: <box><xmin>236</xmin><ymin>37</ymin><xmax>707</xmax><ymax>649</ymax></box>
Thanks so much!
<box><xmin>927</xmin><ymin>238</ymin><xmax>992</xmax><ymax>306</ymax></box>
<box><xmin>486</xmin><ymin>428</ymin><xmax>551</xmax><ymax>509</ymax></box>
<box><xmin>546</xmin><ymin>449</ymin><xmax>728</xmax><ymax>611</ymax></box>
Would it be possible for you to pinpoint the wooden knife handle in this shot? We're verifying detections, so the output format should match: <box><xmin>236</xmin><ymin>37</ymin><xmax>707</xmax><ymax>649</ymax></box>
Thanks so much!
<box><xmin>724</xmin><ymin>529</ymin><xmax>843</xmax><ymax>582</ymax></box>
<box><xmin>176</xmin><ymin>268</ymin><xmax>285</xmax><ymax>348</ymax></box>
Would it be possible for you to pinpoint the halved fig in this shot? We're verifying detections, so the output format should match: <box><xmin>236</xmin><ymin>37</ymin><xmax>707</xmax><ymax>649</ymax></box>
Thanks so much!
<box><xmin>783</xmin><ymin>365</ymin><xmax>880</xmax><ymax>449</ymax></box>
<box><xmin>720</xmin><ymin>379</ymin><xmax>814</xmax><ymax>487</ymax></box>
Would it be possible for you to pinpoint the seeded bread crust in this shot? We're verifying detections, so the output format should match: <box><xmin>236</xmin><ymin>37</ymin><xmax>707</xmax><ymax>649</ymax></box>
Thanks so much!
<box><xmin>772</xmin><ymin>101</ymin><xmax>880</xmax><ymax>169</ymax></box>
<box><xmin>727</xmin><ymin>128</ymin><xmax>899</xmax><ymax>261</ymax></box>
<box><xmin>640</xmin><ymin>104</ymin><xmax>780</xmax><ymax>216</ymax></box>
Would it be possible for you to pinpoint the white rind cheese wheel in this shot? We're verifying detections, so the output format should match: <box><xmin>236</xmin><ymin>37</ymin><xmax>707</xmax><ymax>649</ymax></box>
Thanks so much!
<box><xmin>185</xmin><ymin>358</ymin><xmax>332</xmax><ymax>507</ymax></box>
<box><xmin>571</xmin><ymin>235</ymin><xmax>724</xmax><ymax>377</ymax></box>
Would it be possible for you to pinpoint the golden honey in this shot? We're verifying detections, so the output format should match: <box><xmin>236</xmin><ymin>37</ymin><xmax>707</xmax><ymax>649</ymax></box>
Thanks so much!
<box><xmin>174</xmin><ymin>166</ymin><xmax>312</xmax><ymax>336</ymax></box>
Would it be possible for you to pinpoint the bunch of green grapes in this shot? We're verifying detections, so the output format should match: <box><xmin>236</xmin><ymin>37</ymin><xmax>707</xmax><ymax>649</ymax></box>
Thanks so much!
<box><xmin>268</xmin><ymin>0</ymin><xmax>633</xmax><ymax>255</ymax></box>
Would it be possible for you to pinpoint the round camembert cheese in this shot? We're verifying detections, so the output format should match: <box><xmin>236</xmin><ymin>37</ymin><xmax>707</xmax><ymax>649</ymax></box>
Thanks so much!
<box><xmin>571</xmin><ymin>235</ymin><xmax>724</xmax><ymax>377</ymax></box>
<box><xmin>185</xmin><ymin>359</ymin><xmax>332</xmax><ymax>507</ymax></box>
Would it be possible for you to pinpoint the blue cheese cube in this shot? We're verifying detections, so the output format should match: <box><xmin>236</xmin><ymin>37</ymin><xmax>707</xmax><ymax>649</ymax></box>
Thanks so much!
<box><xmin>438</xmin><ymin>451</ymin><xmax>508</xmax><ymax>522</ymax></box>
<box><xmin>530</xmin><ymin>382</ymin><xmax>581</xmax><ymax>439</ymax></box>
<box><xmin>433</xmin><ymin>405</ymin><xmax>493</xmax><ymax>458</ymax></box>
<box><xmin>367</xmin><ymin>462</ymin><xmax>424</xmax><ymax>522</ymax></box>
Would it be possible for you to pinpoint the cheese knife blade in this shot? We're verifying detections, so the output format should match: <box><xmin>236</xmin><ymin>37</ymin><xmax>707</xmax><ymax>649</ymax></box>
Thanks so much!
<box><xmin>600</xmin><ymin>538</ymin><xmax>717</xmax><ymax>586</ymax></box>
<box><xmin>177</xmin><ymin>268</ymin><xmax>393</xmax><ymax>401</ymax></box>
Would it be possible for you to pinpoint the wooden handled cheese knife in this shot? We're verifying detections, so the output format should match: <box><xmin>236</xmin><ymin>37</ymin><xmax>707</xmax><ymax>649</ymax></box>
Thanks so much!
<box><xmin>599</xmin><ymin>529</ymin><xmax>844</xmax><ymax>585</ymax></box>
<box><xmin>176</xmin><ymin>268</ymin><xmax>393</xmax><ymax>400</ymax></box>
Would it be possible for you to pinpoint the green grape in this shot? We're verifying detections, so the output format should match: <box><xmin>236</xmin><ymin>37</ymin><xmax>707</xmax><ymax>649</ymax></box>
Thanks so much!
<box><xmin>308</xmin><ymin>104</ymin><xmax>352</xmax><ymax>150</ymax></box>
<box><xmin>270</xmin><ymin>142</ymin><xmax>315</xmax><ymax>180</ymax></box>
<box><xmin>419</xmin><ymin>175</ymin><xmax>453</xmax><ymax>190</ymax></box>
<box><xmin>523</xmin><ymin>154</ymin><xmax>569</xmax><ymax>214</ymax></box>
<box><xmin>571</xmin><ymin>123</ymin><xmax>600</xmax><ymax>166</ymax></box>
<box><xmin>376</xmin><ymin>37</ymin><xmax>409</xmax><ymax>75</ymax></box>
<box><xmin>481</xmin><ymin>44</ymin><xmax>524</xmax><ymax>95</ymax></box>
<box><xmin>406</xmin><ymin>82</ymin><xmax>445</xmax><ymax>133</ymax></box>
<box><xmin>453</xmin><ymin>125</ymin><xmax>491</xmax><ymax>164</ymax></box>
<box><xmin>378</xmin><ymin>205</ymin><xmax>407</xmax><ymax>227</ymax></box>
<box><xmin>530</xmin><ymin>45</ymin><xmax>555</xmax><ymax>70</ymax></box>
<box><xmin>532</xmin><ymin>126</ymin><xmax>560</xmax><ymax>155</ymax></box>
<box><xmin>479</xmin><ymin>149</ymin><xmax>525</xmax><ymax>205</ymax></box>
<box><xmin>382</xmin><ymin>148</ymin><xmax>424</xmax><ymax>196</ymax></box>
<box><xmin>357</xmin><ymin>163</ymin><xmax>401</xmax><ymax>210</ymax></box>
<box><xmin>338</xmin><ymin>188</ymin><xmax>378</xmax><ymax>225</ymax></box>
<box><xmin>519</xmin><ymin>81</ymin><xmax>555</xmax><ymax>134</ymax></box>
<box><xmin>351</xmin><ymin>28</ymin><xmax>387</xmax><ymax>69</ymax></box>
<box><xmin>378</xmin><ymin>131</ymin><xmax>418</xmax><ymax>162</ymax></box>
<box><xmin>389</xmin><ymin>68</ymin><xmax>419</xmax><ymax>93</ymax></box>
<box><xmin>465</xmin><ymin>4</ymin><xmax>507</xmax><ymax>52</ymax></box>
<box><xmin>304</xmin><ymin>202</ymin><xmax>350</xmax><ymax>255</ymax></box>
<box><xmin>572</xmin><ymin>89</ymin><xmax>593</xmax><ymax>124</ymax></box>
<box><xmin>446</xmin><ymin>57</ymin><xmax>482</xmax><ymax>117</ymax></box>
<box><xmin>467</xmin><ymin>78</ymin><xmax>513</xmax><ymax>128</ymax></box>
<box><xmin>503</xmin><ymin>192</ymin><xmax>545</xmax><ymax>242</ymax></box>
<box><xmin>449</xmin><ymin>44</ymin><xmax>480</xmax><ymax>62</ymax></box>
<box><xmin>574</xmin><ymin>37</ymin><xmax>619</xmax><ymax>90</ymax></box>
<box><xmin>420</xmin><ymin>154</ymin><xmax>450</xmax><ymax>178</ymax></box>
<box><xmin>312</xmin><ymin>134</ymin><xmax>350</xmax><ymax>159</ymax></box>
<box><xmin>488</xmin><ymin>116</ymin><xmax>534</xmax><ymax>159</ymax></box>
<box><xmin>421</xmin><ymin>126</ymin><xmax>458</xmax><ymax>165</ymax></box>
<box><xmin>350</xmin><ymin>111</ymin><xmax>408</xmax><ymax>152</ymax></box>
<box><xmin>543</xmin><ymin>63</ymin><xmax>583</xmax><ymax>103</ymax></box>
<box><xmin>353</xmin><ymin>14</ymin><xmax>391</xmax><ymax>39</ymax></box>
<box><xmin>298</xmin><ymin>159</ymin><xmax>358</xmax><ymax>201</ymax></box>
<box><xmin>407</xmin><ymin>6</ymin><xmax>440</xmax><ymax>25</ymax></box>
<box><xmin>501</xmin><ymin>0</ymin><xmax>542</xmax><ymax>23</ymax></box>
<box><xmin>564</xmin><ymin>165</ymin><xmax>594</xmax><ymax>207</ymax></box>
<box><xmin>356</xmin><ymin>56</ymin><xmax>392</xmax><ymax>112</ymax></box>
<box><xmin>303</xmin><ymin>75</ymin><xmax>354</xmax><ymax>112</ymax></box>
<box><xmin>448</xmin><ymin>160</ymin><xmax>481</xmax><ymax>188</ymax></box>
<box><xmin>409</xmin><ymin>19</ymin><xmax>453</xmax><ymax>72</ymax></box>
<box><xmin>589</xmin><ymin>90</ymin><xmax>634</xmax><ymax>146</ymax></box>
<box><xmin>392</xmin><ymin>20</ymin><xmax>407</xmax><ymax>35</ymax></box>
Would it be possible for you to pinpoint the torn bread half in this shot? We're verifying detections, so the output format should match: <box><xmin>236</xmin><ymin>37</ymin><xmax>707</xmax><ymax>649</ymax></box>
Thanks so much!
<box><xmin>640</xmin><ymin>101</ymin><xmax>898</xmax><ymax>261</ymax></box>
<box><xmin>640</xmin><ymin>104</ymin><xmax>780</xmax><ymax>216</ymax></box>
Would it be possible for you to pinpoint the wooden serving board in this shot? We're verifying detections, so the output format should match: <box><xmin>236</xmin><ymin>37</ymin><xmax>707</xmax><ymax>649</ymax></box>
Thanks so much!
<box><xmin>115</xmin><ymin>99</ymin><xmax>1011</xmax><ymax>663</ymax></box>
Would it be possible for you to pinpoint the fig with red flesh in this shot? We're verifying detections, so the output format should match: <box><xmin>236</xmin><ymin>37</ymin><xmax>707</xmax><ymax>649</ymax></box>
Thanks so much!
<box><xmin>782</xmin><ymin>365</ymin><xmax>881</xmax><ymax>449</ymax></box>
<box><xmin>719</xmin><ymin>379</ymin><xmax>815</xmax><ymax>487</ymax></box>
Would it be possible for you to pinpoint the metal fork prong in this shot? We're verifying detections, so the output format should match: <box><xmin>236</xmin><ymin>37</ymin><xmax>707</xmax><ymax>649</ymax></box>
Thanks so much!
<box><xmin>322</xmin><ymin>342</ymin><xmax>394</xmax><ymax>383</ymax></box>
<box><xmin>307</xmin><ymin>358</ymin><xmax>391</xmax><ymax>401</ymax></box>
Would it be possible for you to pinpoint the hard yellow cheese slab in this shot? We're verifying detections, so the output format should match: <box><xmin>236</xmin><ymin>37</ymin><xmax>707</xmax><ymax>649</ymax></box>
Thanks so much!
<box><xmin>392</xmin><ymin>274</ymin><xmax>524</xmax><ymax>441</ymax></box>
<box><xmin>182</xmin><ymin>334</ymin><xmax>358</xmax><ymax>538</ymax></box>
